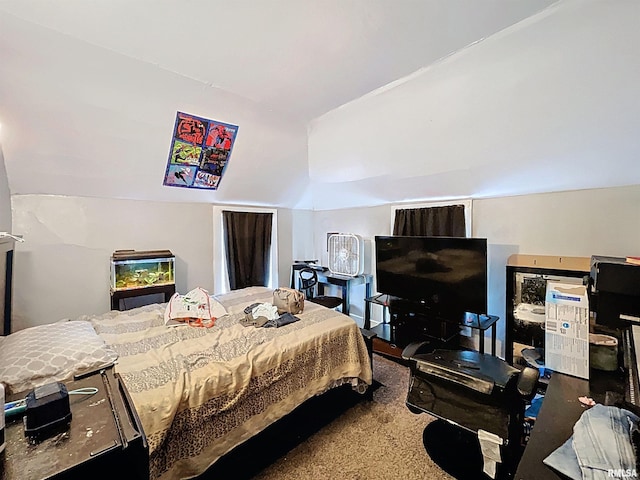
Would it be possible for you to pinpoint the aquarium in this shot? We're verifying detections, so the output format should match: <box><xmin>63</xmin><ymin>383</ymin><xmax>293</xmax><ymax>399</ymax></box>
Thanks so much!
<box><xmin>110</xmin><ymin>250</ymin><xmax>175</xmax><ymax>292</ymax></box>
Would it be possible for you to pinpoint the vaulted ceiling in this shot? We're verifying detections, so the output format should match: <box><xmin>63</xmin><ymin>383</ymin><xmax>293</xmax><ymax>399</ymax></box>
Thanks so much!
<box><xmin>2</xmin><ymin>0</ymin><xmax>638</xmax><ymax>210</ymax></box>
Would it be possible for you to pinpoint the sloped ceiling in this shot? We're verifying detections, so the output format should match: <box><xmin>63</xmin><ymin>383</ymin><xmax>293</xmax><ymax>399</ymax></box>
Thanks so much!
<box><xmin>7</xmin><ymin>0</ymin><xmax>634</xmax><ymax>211</ymax></box>
<box><xmin>307</xmin><ymin>0</ymin><xmax>640</xmax><ymax>209</ymax></box>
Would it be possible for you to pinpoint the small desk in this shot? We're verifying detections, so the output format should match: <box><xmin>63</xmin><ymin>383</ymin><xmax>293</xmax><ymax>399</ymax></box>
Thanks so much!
<box><xmin>515</xmin><ymin>369</ymin><xmax>626</xmax><ymax>479</ymax></box>
<box><xmin>515</xmin><ymin>373</ymin><xmax>589</xmax><ymax>480</ymax></box>
<box><xmin>290</xmin><ymin>264</ymin><xmax>372</xmax><ymax>316</ymax></box>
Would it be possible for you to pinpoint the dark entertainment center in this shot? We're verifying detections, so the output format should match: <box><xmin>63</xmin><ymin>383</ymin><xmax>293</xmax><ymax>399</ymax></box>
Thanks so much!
<box><xmin>368</xmin><ymin>236</ymin><xmax>494</xmax><ymax>355</ymax></box>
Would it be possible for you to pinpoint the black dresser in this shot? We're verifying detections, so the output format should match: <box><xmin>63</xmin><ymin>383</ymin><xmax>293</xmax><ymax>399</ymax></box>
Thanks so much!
<box><xmin>1</xmin><ymin>367</ymin><xmax>148</xmax><ymax>480</ymax></box>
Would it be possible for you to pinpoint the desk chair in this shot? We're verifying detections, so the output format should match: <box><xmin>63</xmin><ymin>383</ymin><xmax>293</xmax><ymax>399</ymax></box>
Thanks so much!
<box><xmin>298</xmin><ymin>267</ymin><xmax>343</xmax><ymax>311</ymax></box>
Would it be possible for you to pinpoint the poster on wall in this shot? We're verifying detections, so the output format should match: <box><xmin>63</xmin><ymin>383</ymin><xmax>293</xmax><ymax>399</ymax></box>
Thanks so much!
<box><xmin>163</xmin><ymin>111</ymin><xmax>238</xmax><ymax>190</ymax></box>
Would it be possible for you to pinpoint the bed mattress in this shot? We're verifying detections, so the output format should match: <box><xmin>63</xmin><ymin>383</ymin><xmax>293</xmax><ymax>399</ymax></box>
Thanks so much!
<box><xmin>84</xmin><ymin>286</ymin><xmax>372</xmax><ymax>479</ymax></box>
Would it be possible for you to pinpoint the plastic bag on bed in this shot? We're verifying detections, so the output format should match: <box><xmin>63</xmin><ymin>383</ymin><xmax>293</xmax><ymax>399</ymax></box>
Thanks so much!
<box><xmin>164</xmin><ymin>287</ymin><xmax>226</xmax><ymax>327</ymax></box>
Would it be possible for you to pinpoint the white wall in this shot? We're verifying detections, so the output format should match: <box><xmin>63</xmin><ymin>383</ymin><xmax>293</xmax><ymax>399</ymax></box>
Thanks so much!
<box><xmin>0</xmin><ymin>143</ymin><xmax>12</xmax><ymax>336</ymax></box>
<box><xmin>307</xmin><ymin>0</ymin><xmax>640</xmax><ymax>210</ymax></box>
<box><xmin>276</xmin><ymin>208</ymin><xmax>294</xmax><ymax>288</ymax></box>
<box><xmin>9</xmin><ymin>184</ymin><xmax>640</xmax><ymax>342</ymax></box>
<box><xmin>474</xmin><ymin>186</ymin><xmax>640</xmax><ymax>258</ymax></box>
<box><xmin>306</xmin><ymin>185</ymin><xmax>640</xmax><ymax>357</ymax></box>
<box><xmin>11</xmin><ymin>195</ymin><xmax>215</xmax><ymax>330</ymax></box>
<box><xmin>1</xmin><ymin>13</ymin><xmax>311</xmax><ymax>209</ymax></box>
<box><xmin>0</xmin><ymin>144</ymin><xmax>10</xmax><ymax>231</ymax></box>
<box><xmin>11</xmin><ymin>194</ymin><xmax>300</xmax><ymax>331</ymax></box>
<box><xmin>291</xmin><ymin>209</ymin><xmax>315</xmax><ymax>263</ymax></box>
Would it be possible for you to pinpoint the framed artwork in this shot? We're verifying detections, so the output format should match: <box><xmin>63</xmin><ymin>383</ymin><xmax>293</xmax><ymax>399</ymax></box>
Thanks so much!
<box><xmin>163</xmin><ymin>111</ymin><xmax>238</xmax><ymax>190</ymax></box>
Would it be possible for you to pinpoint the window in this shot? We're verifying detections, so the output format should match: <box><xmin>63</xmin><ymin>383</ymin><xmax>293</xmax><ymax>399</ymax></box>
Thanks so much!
<box><xmin>390</xmin><ymin>199</ymin><xmax>472</xmax><ymax>237</ymax></box>
<box><xmin>213</xmin><ymin>206</ymin><xmax>278</xmax><ymax>293</ymax></box>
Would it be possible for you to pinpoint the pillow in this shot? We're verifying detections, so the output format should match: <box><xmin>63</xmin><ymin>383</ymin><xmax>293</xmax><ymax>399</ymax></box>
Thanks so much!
<box><xmin>0</xmin><ymin>320</ymin><xmax>118</xmax><ymax>394</ymax></box>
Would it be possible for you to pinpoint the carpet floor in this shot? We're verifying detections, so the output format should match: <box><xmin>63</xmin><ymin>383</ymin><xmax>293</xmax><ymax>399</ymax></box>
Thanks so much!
<box><xmin>249</xmin><ymin>354</ymin><xmax>454</xmax><ymax>480</ymax></box>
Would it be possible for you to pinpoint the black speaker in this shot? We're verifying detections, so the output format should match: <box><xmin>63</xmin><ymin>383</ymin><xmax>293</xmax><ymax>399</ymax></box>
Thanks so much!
<box><xmin>590</xmin><ymin>256</ymin><xmax>640</xmax><ymax>327</ymax></box>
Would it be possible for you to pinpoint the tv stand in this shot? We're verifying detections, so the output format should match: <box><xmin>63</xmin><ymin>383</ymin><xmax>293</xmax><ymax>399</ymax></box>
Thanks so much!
<box><xmin>364</xmin><ymin>295</ymin><xmax>459</xmax><ymax>351</ymax></box>
<box><xmin>364</xmin><ymin>294</ymin><xmax>499</xmax><ymax>356</ymax></box>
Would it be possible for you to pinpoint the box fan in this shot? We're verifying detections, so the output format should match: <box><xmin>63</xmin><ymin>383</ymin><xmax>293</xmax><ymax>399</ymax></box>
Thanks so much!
<box><xmin>327</xmin><ymin>234</ymin><xmax>364</xmax><ymax>276</ymax></box>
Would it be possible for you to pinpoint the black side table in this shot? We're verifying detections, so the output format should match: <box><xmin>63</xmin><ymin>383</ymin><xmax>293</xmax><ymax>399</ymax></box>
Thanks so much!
<box><xmin>1</xmin><ymin>367</ymin><xmax>149</xmax><ymax>480</ymax></box>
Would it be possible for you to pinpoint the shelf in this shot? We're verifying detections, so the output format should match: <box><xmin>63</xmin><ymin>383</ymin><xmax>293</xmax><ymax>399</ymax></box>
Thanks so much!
<box><xmin>461</xmin><ymin>313</ymin><xmax>500</xmax><ymax>331</ymax></box>
<box><xmin>365</xmin><ymin>292</ymin><xmax>500</xmax><ymax>355</ymax></box>
<box><xmin>507</xmin><ymin>254</ymin><xmax>590</xmax><ymax>272</ymax></box>
<box><xmin>365</xmin><ymin>293</ymin><xmax>401</xmax><ymax>307</ymax></box>
<box><xmin>371</xmin><ymin>322</ymin><xmax>392</xmax><ymax>343</ymax></box>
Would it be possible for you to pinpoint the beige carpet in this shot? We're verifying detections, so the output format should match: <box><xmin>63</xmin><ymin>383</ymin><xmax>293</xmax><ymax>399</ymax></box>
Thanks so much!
<box><xmin>252</xmin><ymin>354</ymin><xmax>454</xmax><ymax>480</ymax></box>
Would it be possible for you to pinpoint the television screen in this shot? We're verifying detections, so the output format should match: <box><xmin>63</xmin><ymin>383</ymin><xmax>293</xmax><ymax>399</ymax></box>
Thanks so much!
<box><xmin>375</xmin><ymin>236</ymin><xmax>488</xmax><ymax>317</ymax></box>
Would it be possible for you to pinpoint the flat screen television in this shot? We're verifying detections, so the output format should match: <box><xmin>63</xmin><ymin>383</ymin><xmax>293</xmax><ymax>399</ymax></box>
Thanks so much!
<box><xmin>375</xmin><ymin>236</ymin><xmax>488</xmax><ymax>317</ymax></box>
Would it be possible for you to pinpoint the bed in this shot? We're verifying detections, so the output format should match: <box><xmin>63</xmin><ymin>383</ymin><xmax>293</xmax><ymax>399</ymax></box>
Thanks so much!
<box><xmin>0</xmin><ymin>286</ymin><xmax>372</xmax><ymax>480</ymax></box>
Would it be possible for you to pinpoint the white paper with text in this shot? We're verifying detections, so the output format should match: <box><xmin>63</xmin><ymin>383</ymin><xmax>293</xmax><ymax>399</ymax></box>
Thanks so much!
<box><xmin>545</xmin><ymin>282</ymin><xmax>590</xmax><ymax>380</ymax></box>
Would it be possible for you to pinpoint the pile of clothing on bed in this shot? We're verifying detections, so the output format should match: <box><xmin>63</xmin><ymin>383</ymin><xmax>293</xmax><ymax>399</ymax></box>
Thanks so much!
<box><xmin>165</xmin><ymin>286</ymin><xmax>306</xmax><ymax>329</ymax></box>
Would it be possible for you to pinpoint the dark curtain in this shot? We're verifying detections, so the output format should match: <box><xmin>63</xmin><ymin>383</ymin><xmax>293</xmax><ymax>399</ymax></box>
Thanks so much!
<box><xmin>393</xmin><ymin>205</ymin><xmax>466</xmax><ymax>237</ymax></box>
<box><xmin>223</xmin><ymin>211</ymin><xmax>273</xmax><ymax>290</ymax></box>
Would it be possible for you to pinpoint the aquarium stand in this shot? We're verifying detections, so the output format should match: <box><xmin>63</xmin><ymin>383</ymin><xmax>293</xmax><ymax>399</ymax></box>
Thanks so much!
<box><xmin>111</xmin><ymin>283</ymin><xmax>176</xmax><ymax>311</ymax></box>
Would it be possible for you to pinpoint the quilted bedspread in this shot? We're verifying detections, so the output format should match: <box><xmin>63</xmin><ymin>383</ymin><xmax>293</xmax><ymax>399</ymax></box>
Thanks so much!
<box><xmin>83</xmin><ymin>286</ymin><xmax>372</xmax><ymax>480</ymax></box>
